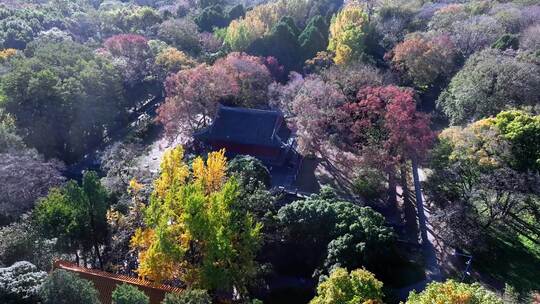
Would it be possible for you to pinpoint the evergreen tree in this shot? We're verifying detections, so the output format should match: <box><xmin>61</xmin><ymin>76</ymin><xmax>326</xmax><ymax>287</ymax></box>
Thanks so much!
<box><xmin>34</xmin><ymin>171</ymin><xmax>110</xmax><ymax>268</ymax></box>
<box><xmin>299</xmin><ymin>15</ymin><xmax>328</xmax><ymax>61</ymax></box>
<box><xmin>39</xmin><ymin>270</ymin><xmax>100</xmax><ymax>304</ymax></box>
<box><xmin>112</xmin><ymin>284</ymin><xmax>149</xmax><ymax>304</ymax></box>
<box><xmin>248</xmin><ymin>17</ymin><xmax>301</xmax><ymax>71</ymax></box>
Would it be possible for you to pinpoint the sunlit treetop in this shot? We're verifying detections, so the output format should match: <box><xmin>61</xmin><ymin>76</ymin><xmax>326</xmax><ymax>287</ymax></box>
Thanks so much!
<box><xmin>224</xmin><ymin>0</ymin><xmax>310</xmax><ymax>51</ymax></box>
<box><xmin>404</xmin><ymin>280</ymin><xmax>502</xmax><ymax>304</ymax></box>
<box><xmin>131</xmin><ymin>147</ymin><xmax>261</xmax><ymax>293</ymax></box>
<box><xmin>0</xmin><ymin>48</ymin><xmax>17</xmax><ymax>62</ymax></box>
<box><xmin>328</xmin><ymin>3</ymin><xmax>368</xmax><ymax>65</ymax></box>
<box><xmin>310</xmin><ymin>267</ymin><xmax>384</xmax><ymax>304</ymax></box>
<box><xmin>155</xmin><ymin>47</ymin><xmax>197</xmax><ymax>74</ymax></box>
<box><xmin>390</xmin><ymin>33</ymin><xmax>458</xmax><ymax>89</ymax></box>
<box><xmin>436</xmin><ymin>109</ymin><xmax>540</xmax><ymax>173</ymax></box>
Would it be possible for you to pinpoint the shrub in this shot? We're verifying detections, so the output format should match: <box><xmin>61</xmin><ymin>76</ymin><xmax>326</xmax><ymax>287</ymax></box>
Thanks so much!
<box><xmin>39</xmin><ymin>270</ymin><xmax>100</xmax><ymax>304</ymax></box>
<box><xmin>520</xmin><ymin>24</ymin><xmax>540</xmax><ymax>51</ymax></box>
<box><xmin>353</xmin><ymin>169</ymin><xmax>386</xmax><ymax>200</ymax></box>
<box><xmin>112</xmin><ymin>283</ymin><xmax>149</xmax><ymax>304</ymax></box>
<box><xmin>161</xmin><ymin>289</ymin><xmax>211</xmax><ymax>304</ymax></box>
<box><xmin>228</xmin><ymin>155</ymin><xmax>271</xmax><ymax>188</ymax></box>
<box><xmin>0</xmin><ymin>261</ymin><xmax>47</xmax><ymax>303</ymax></box>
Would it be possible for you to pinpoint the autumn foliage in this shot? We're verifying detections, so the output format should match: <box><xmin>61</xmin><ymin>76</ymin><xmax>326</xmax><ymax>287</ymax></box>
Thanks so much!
<box><xmin>269</xmin><ymin>73</ymin><xmax>346</xmax><ymax>155</ymax></box>
<box><xmin>157</xmin><ymin>63</ymin><xmax>239</xmax><ymax>138</ymax></box>
<box><xmin>130</xmin><ymin>147</ymin><xmax>261</xmax><ymax>292</ymax></box>
<box><xmin>328</xmin><ymin>4</ymin><xmax>368</xmax><ymax>65</ymax></box>
<box><xmin>390</xmin><ymin>34</ymin><xmax>457</xmax><ymax>88</ymax></box>
<box><xmin>224</xmin><ymin>0</ymin><xmax>309</xmax><ymax>51</ymax></box>
<box><xmin>338</xmin><ymin>86</ymin><xmax>435</xmax><ymax>170</ymax></box>
<box><xmin>310</xmin><ymin>268</ymin><xmax>384</xmax><ymax>304</ymax></box>
<box><xmin>213</xmin><ymin>52</ymin><xmax>273</xmax><ymax>107</ymax></box>
<box><xmin>157</xmin><ymin>52</ymin><xmax>273</xmax><ymax>138</ymax></box>
<box><xmin>405</xmin><ymin>280</ymin><xmax>503</xmax><ymax>304</ymax></box>
<box><xmin>155</xmin><ymin>47</ymin><xmax>196</xmax><ymax>74</ymax></box>
<box><xmin>104</xmin><ymin>34</ymin><xmax>150</xmax><ymax>59</ymax></box>
<box><xmin>102</xmin><ymin>34</ymin><xmax>152</xmax><ymax>86</ymax></box>
<box><xmin>0</xmin><ymin>48</ymin><xmax>17</xmax><ymax>62</ymax></box>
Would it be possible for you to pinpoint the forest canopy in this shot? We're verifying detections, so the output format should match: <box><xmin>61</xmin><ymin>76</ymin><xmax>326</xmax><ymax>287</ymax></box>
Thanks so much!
<box><xmin>0</xmin><ymin>0</ymin><xmax>539</xmax><ymax>303</ymax></box>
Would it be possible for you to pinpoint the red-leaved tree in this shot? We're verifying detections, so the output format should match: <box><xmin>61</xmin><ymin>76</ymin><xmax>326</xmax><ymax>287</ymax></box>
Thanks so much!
<box><xmin>263</xmin><ymin>56</ymin><xmax>285</xmax><ymax>82</ymax></box>
<box><xmin>213</xmin><ymin>52</ymin><xmax>273</xmax><ymax>108</ymax></box>
<box><xmin>338</xmin><ymin>85</ymin><xmax>435</xmax><ymax>172</ymax></box>
<box><xmin>102</xmin><ymin>34</ymin><xmax>151</xmax><ymax>86</ymax></box>
<box><xmin>157</xmin><ymin>64</ymin><xmax>239</xmax><ymax>139</ymax></box>
<box><xmin>157</xmin><ymin>52</ymin><xmax>277</xmax><ymax>139</ymax></box>
<box><xmin>104</xmin><ymin>34</ymin><xmax>149</xmax><ymax>58</ymax></box>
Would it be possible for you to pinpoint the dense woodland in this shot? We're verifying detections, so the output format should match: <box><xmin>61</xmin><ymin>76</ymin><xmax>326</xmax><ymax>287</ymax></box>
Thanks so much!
<box><xmin>0</xmin><ymin>0</ymin><xmax>539</xmax><ymax>303</ymax></box>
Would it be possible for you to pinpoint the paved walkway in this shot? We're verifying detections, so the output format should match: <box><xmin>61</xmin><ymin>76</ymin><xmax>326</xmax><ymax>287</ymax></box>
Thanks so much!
<box><xmin>395</xmin><ymin>162</ymin><xmax>443</xmax><ymax>300</ymax></box>
<box><xmin>412</xmin><ymin>161</ymin><xmax>443</xmax><ymax>282</ymax></box>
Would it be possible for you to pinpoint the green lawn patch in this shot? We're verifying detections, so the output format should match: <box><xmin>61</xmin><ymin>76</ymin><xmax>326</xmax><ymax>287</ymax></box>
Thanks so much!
<box><xmin>474</xmin><ymin>229</ymin><xmax>540</xmax><ymax>293</ymax></box>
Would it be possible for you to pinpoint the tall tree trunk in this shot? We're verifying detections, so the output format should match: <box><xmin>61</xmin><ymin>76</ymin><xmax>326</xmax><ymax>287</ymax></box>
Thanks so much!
<box><xmin>400</xmin><ymin>163</ymin><xmax>410</xmax><ymax>202</ymax></box>
<box><xmin>388</xmin><ymin>170</ymin><xmax>397</xmax><ymax>207</ymax></box>
<box><xmin>412</xmin><ymin>158</ymin><xmax>428</xmax><ymax>244</ymax></box>
<box><xmin>401</xmin><ymin>163</ymin><xmax>419</xmax><ymax>240</ymax></box>
<box><xmin>89</xmin><ymin>209</ymin><xmax>104</xmax><ymax>269</ymax></box>
<box><xmin>94</xmin><ymin>242</ymin><xmax>103</xmax><ymax>270</ymax></box>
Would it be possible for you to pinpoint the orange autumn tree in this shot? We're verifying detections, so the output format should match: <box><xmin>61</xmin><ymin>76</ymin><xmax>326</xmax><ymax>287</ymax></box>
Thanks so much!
<box><xmin>130</xmin><ymin>147</ymin><xmax>261</xmax><ymax>294</ymax></box>
<box><xmin>390</xmin><ymin>34</ymin><xmax>457</xmax><ymax>89</ymax></box>
<box><xmin>0</xmin><ymin>48</ymin><xmax>17</xmax><ymax>62</ymax></box>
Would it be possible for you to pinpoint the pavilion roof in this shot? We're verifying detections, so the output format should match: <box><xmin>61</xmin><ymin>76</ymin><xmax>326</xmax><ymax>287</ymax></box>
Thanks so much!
<box><xmin>194</xmin><ymin>105</ymin><xmax>291</xmax><ymax>148</ymax></box>
<box><xmin>53</xmin><ymin>260</ymin><xmax>182</xmax><ymax>304</ymax></box>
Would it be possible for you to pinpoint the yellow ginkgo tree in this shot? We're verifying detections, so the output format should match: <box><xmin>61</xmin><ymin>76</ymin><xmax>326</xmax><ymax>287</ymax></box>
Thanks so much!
<box><xmin>130</xmin><ymin>147</ymin><xmax>262</xmax><ymax>294</ymax></box>
<box><xmin>328</xmin><ymin>3</ymin><xmax>369</xmax><ymax>65</ymax></box>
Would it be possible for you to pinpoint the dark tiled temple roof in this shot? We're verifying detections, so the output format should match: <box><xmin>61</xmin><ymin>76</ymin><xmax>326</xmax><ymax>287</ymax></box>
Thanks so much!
<box><xmin>53</xmin><ymin>260</ymin><xmax>182</xmax><ymax>304</ymax></box>
<box><xmin>194</xmin><ymin>105</ymin><xmax>291</xmax><ymax>147</ymax></box>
